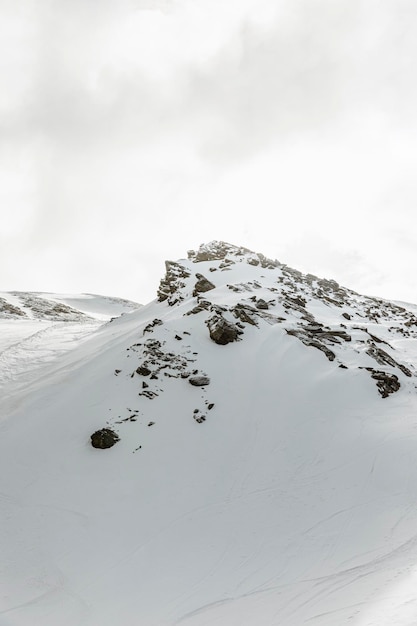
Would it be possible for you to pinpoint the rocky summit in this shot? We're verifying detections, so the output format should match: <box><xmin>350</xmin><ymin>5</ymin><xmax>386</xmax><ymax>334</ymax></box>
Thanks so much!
<box><xmin>124</xmin><ymin>240</ymin><xmax>417</xmax><ymax>416</ymax></box>
<box><xmin>1</xmin><ymin>241</ymin><xmax>417</xmax><ymax>626</ymax></box>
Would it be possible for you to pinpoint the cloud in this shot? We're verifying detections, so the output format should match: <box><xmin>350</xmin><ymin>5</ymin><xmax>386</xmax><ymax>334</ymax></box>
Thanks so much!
<box><xmin>5</xmin><ymin>0</ymin><xmax>417</xmax><ymax>161</ymax></box>
<box><xmin>0</xmin><ymin>0</ymin><xmax>416</xmax><ymax>303</ymax></box>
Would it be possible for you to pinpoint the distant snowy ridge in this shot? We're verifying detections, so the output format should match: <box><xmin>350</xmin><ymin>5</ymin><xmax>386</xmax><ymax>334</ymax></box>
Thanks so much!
<box><xmin>0</xmin><ymin>291</ymin><xmax>141</xmax><ymax>322</ymax></box>
<box><xmin>0</xmin><ymin>291</ymin><xmax>141</xmax><ymax>412</ymax></box>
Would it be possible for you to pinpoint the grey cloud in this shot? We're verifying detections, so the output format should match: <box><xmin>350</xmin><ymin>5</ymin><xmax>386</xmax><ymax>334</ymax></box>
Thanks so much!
<box><xmin>6</xmin><ymin>0</ymin><xmax>417</xmax><ymax>161</ymax></box>
<box><xmin>183</xmin><ymin>0</ymin><xmax>417</xmax><ymax>161</ymax></box>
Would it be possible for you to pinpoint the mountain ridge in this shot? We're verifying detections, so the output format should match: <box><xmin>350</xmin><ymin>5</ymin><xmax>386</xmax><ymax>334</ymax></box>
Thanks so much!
<box><xmin>1</xmin><ymin>241</ymin><xmax>417</xmax><ymax>626</ymax></box>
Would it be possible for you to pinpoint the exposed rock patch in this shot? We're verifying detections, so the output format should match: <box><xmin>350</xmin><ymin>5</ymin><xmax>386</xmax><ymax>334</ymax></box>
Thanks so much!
<box><xmin>207</xmin><ymin>315</ymin><xmax>242</xmax><ymax>345</ymax></box>
<box><xmin>157</xmin><ymin>261</ymin><xmax>191</xmax><ymax>305</ymax></box>
<box><xmin>366</xmin><ymin>369</ymin><xmax>401</xmax><ymax>398</ymax></box>
<box><xmin>193</xmin><ymin>274</ymin><xmax>215</xmax><ymax>296</ymax></box>
<box><xmin>189</xmin><ymin>376</ymin><xmax>210</xmax><ymax>386</ymax></box>
<box><xmin>91</xmin><ymin>428</ymin><xmax>120</xmax><ymax>449</ymax></box>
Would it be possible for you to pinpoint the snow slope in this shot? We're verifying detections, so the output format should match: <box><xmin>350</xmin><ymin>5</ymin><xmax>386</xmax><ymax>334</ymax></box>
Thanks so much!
<box><xmin>0</xmin><ymin>292</ymin><xmax>141</xmax><ymax>416</ymax></box>
<box><xmin>1</xmin><ymin>243</ymin><xmax>417</xmax><ymax>626</ymax></box>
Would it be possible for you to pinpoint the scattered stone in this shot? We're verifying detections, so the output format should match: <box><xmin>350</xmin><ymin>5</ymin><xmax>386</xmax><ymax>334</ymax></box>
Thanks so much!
<box><xmin>342</xmin><ymin>312</ymin><xmax>351</xmax><ymax>320</ymax></box>
<box><xmin>114</xmin><ymin>369</ymin><xmax>121</xmax><ymax>375</ymax></box>
<box><xmin>175</xmin><ymin>335</ymin><xmax>182</xmax><ymax>340</ymax></box>
<box><xmin>136</xmin><ymin>365</ymin><xmax>151</xmax><ymax>376</ymax></box>
<box><xmin>91</xmin><ymin>428</ymin><xmax>120</xmax><ymax>449</ymax></box>
<box><xmin>207</xmin><ymin>403</ymin><xmax>214</xmax><ymax>410</ymax></box>
<box><xmin>189</xmin><ymin>376</ymin><xmax>210</xmax><ymax>386</ymax></box>
<box><xmin>148</xmin><ymin>421</ymin><xmax>155</xmax><ymax>427</ymax></box>
<box><xmin>139</xmin><ymin>390</ymin><xmax>158</xmax><ymax>399</ymax></box>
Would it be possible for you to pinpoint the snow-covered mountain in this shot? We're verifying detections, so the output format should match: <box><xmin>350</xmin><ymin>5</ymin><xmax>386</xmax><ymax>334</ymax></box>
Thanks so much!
<box><xmin>1</xmin><ymin>242</ymin><xmax>417</xmax><ymax>626</ymax></box>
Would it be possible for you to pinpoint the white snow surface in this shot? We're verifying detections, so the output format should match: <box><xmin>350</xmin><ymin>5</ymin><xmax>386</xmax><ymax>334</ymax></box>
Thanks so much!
<box><xmin>1</xmin><ymin>243</ymin><xmax>417</xmax><ymax>626</ymax></box>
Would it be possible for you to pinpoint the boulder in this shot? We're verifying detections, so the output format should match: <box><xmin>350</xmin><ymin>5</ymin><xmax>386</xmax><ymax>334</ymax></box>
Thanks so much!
<box><xmin>91</xmin><ymin>428</ymin><xmax>120</xmax><ymax>449</ymax></box>
<box><xmin>189</xmin><ymin>376</ymin><xmax>210</xmax><ymax>386</ymax></box>
<box><xmin>193</xmin><ymin>273</ymin><xmax>215</xmax><ymax>296</ymax></box>
<box><xmin>207</xmin><ymin>315</ymin><xmax>242</xmax><ymax>345</ymax></box>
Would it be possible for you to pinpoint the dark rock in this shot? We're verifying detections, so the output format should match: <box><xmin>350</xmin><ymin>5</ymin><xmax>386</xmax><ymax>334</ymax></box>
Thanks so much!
<box><xmin>136</xmin><ymin>365</ymin><xmax>151</xmax><ymax>376</ymax></box>
<box><xmin>286</xmin><ymin>329</ymin><xmax>336</xmax><ymax>361</ymax></box>
<box><xmin>207</xmin><ymin>403</ymin><xmax>214</xmax><ymax>410</ymax></box>
<box><xmin>91</xmin><ymin>428</ymin><xmax>120</xmax><ymax>449</ymax></box>
<box><xmin>342</xmin><ymin>312</ymin><xmax>351</xmax><ymax>320</ymax></box>
<box><xmin>148</xmin><ymin>421</ymin><xmax>155</xmax><ymax>427</ymax></box>
<box><xmin>139</xmin><ymin>390</ymin><xmax>158</xmax><ymax>399</ymax></box>
<box><xmin>143</xmin><ymin>319</ymin><xmax>163</xmax><ymax>334</ymax></box>
<box><xmin>193</xmin><ymin>274</ymin><xmax>215</xmax><ymax>296</ymax></box>
<box><xmin>256</xmin><ymin>299</ymin><xmax>269</xmax><ymax>310</ymax></box>
<box><xmin>366</xmin><ymin>368</ymin><xmax>401</xmax><ymax>398</ymax></box>
<box><xmin>366</xmin><ymin>344</ymin><xmax>412</xmax><ymax>377</ymax></box>
<box><xmin>189</xmin><ymin>376</ymin><xmax>210</xmax><ymax>386</ymax></box>
<box><xmin>207</xmin><ymin>315</ymin><xmax>242</xmax><ymax>345</ymax></box>
<box><xmin>157</xmin><ymin>261</ymin><xmax>191</xmax><ymax>304</ymax></box>
<box><xmin>233</xmin><ymin>305</ymin><xmax>257</xmax><ymax>326</ymax></box>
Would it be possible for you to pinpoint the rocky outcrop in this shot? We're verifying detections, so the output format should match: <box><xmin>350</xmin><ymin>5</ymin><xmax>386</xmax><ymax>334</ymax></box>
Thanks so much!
<box><xmin>192</xmin><ymin>274</ymin><xmax>215</xmax><ymax>297</ymax></box>
<box><xmin>0</xmin><ymin>298</ymin><xmax>26</xmax><ymax>318</ymax></box>
<box><xmin>366</xmin><ymin>343</ymin><xmax>412</xmax><ymax>377</ymax></box>
<box><xmin>188</xmin><ymin>241</ymin><xmax>251</xmax><ymax>263</ymax></box>
<box><xmin>286</xmin><ymin>324</ymin><xmax>351</xmax><ymax>362</ymax></box>
<box><xmin>157</xmin><ymin>261</ymin><xmax>191</xmax><ymax>305</ymax></box>
<box><xmin>207</xmin><ymin>315</ymin><xmax>242</xmax><ymax>345</ymax></box>
<box><xmin>366</xmin><ymin>369</ymin><xmax>401</xmax><ymax>398</ymax></box>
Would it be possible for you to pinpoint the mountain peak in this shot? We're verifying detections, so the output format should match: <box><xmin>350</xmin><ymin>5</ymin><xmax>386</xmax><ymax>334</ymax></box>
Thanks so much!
<box><xmin>1</xmin><ymin>243</ymin><xmax>417</xmax><ymax>626</ymax></box>
<box><xmin>187</xmin><ymin>240</ymin><xmax>280</xmax><ymax>268</ymax></box>
<box><xmin>154</xmin><ymin>241</ymin><xmax>416</xmax><ymax>399</ymax></box>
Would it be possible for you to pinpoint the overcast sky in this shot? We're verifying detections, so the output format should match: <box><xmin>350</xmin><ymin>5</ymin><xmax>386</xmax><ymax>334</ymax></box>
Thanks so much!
<box><xmin>1</xmin><ymin>0</ymin><xmax>416</xmax><ymax>304</ymax></box>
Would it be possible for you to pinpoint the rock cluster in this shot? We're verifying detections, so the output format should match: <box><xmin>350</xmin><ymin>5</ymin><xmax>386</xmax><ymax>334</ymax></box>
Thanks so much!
<box><xmin>157</xmin><ymin>261</ymin><xmax>191</xmax><ymax>305</ymax></box>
